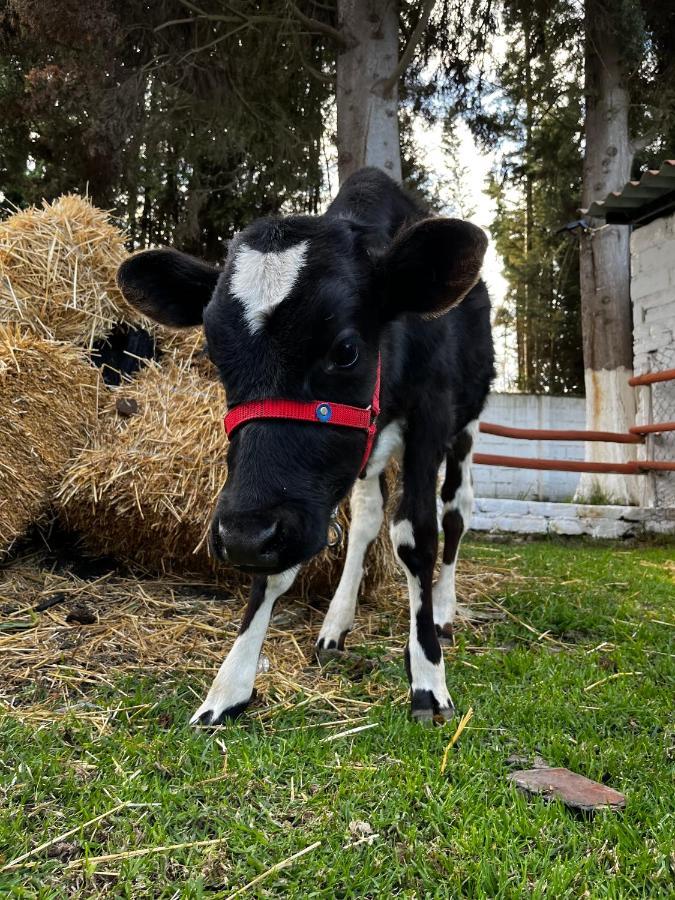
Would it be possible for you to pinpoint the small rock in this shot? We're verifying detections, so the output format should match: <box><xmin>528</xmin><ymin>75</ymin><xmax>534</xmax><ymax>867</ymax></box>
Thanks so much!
<box><xmin>509</xmin><ymin>767</ymin><xmax>626</xmax><ymax>813</ymax></box>
<box><xmin>47</xmin><ymin>841</ymin><xmax>82</xmax><ymax>861</ymax></box>
<box><xmin>116</xmin><ymin>397</ymin><xmax>139</xmax><ymax>417</ymax></box>
<box><xmin>345</xmin><ymin>820</ymin><xmax>377</xmax><ymax>847</ymax></box>
<box><xmin>65</xmin><ymin>603</ymin><xmax>97</xmax><ymax>625</ymax></box>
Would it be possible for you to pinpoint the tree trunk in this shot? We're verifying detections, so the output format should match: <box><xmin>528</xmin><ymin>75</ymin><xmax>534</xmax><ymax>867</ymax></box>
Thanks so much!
<box><xmin>576</xmin><ymin>0</ymin><xmax>638</xmax><ymax>505</ymax></box>
<box><xmin>336</xmin><ymin>0</ymin><xmax>402</xmax><ymax>183</ymax></box>
<box><xmin>524</xmin><ymin>19</ymin><xmax>534</xmax><ymax>392</ymax></box>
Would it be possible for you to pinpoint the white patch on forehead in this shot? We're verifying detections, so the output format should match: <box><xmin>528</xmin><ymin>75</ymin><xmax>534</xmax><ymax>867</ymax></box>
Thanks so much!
<box><xmin>230</xmin><ymin>240</ymin><xmax>309</xmax><ymax>332</ymax></box>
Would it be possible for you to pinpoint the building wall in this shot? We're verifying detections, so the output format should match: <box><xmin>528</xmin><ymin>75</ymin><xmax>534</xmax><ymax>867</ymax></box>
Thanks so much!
<box><xmin>465</xmin><ymin>211</ymin><xmax>675</xmax><ymax>522</ymax></box>
<box><xmin>631</xmin><ymin>212</ymin><xmax>675</xmax><ymax>507</ymax></box>
<box><xmin>473</xmin><ymin>393</ymin><xmax>585</xmax><ymax>501</ymax></box>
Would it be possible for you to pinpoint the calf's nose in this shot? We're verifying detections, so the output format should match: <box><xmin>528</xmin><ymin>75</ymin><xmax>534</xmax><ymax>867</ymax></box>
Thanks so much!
<box><xmin>213</xmin><ymin>515</ymin><xmax>282</xmax><ymax>570</ymax></box>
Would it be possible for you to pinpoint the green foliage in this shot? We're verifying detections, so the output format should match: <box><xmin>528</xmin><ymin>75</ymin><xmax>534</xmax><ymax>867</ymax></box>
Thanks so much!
<box><xmin>0</xmin><ymin>0</ymin><xmax>502</xmax><ymax>256</ymax></box>
<box><xmin>479</xmin><ymin>1</ymin><xmax>585</xmax><ymax>394</ymax></box>
<box><xmin>0</xmin><ymin>1</ymin><xmax>332</xmax><ymax>259</ymax></box>
<box><xmin>1</xmin><ymin>538</ymin><xmax>673</xmax><ymax>895</ymax></box>
<box><xmin>630</xmin><ymin>0</ymin><xmax>675</xmax><ymax>169</ymax></box>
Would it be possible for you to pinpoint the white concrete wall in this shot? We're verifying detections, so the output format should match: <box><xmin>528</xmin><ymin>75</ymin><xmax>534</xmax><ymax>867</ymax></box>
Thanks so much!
<box><xmin>474</xmin><ymin>393</ymin><xmax>585</xmax><ymax>502</ymax></box>
<box><xmin>631</xmin><ymin>212</ymin><xmax>675</xmax><ymax>508</ymax></box>
<box><xmin>470</xmin><ymin>498</ymin><xmax>675</xmax><ymax>538</ymax></box>
<box><xmin>462</xmin><ymin>211</ymin><xmax>675</xmax><ymax>529</ymax></box>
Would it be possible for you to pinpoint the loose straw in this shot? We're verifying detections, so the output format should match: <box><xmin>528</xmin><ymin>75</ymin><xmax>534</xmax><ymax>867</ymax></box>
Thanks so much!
<box><xmin>1</xmin><ymin>801</ymin><xmax>131</xmax><ymax>872</ymax></box>
<box><xmin>584</xmin><ymin>671</ymin><xmax>643</xmax><ymax>692</ymax></box>
<box><xmin>440</xmin><ymin>706</ymin><xmax>474</xmax><ymax>773</ymax></box>
<box><xmin>227</xmin><ymin>841</ymin><xmax>322</xmax><ymax>897</ymax></box>
<box><xmin>66</xmin><ymin>835</ymin><xmax>232</xmax><ymax>868</ymax></box>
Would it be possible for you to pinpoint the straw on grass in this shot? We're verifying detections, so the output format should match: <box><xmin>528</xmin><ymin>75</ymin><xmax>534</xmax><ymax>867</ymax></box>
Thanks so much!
<box><xmin>226</xmin><ymin>841</ymin><xmax>322</xmax><ymax>897</ymax></box>
<box><xmin>0</xmin><ymin>801</ymin><xmax>132</xmax><ymax>873</ymax></box>
<box><xmin>0</xmin><ymin>543</ymin><xmax>511</xmax><ymax>725</ymax></box>
<box><xmin>440</xmin><ymin>706</ymin><xmax>474</xmax><ymax>772</ymax></box>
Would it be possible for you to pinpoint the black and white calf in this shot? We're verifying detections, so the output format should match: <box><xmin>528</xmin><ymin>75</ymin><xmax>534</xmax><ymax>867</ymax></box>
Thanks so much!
<box><xmin>117</xmin><ymin>168</ymin><xmax>494</xmax><ymax>725</ymax></box>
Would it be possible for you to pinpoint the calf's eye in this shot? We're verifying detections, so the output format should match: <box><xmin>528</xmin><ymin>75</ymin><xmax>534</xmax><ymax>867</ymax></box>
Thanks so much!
<box><xmin>329</xmin><ymin>336</ymin><xmax>359</xmax><ymax>369</ymax></box>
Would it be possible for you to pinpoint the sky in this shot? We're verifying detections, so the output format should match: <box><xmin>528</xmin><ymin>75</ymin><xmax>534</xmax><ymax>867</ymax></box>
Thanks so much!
<box><xmin>410</xmin><ymin>114</ymin><xmax>517</xmax><ymax>390</ymax></box>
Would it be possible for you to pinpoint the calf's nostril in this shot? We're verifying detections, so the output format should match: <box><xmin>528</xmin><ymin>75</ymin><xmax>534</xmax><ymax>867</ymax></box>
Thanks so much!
<box><xmin>214</xmin><ymin>515</ymin><xmax>283</xmax><ymax>569</ymax></box>
<box><xmin>257</xmin><ymin>520</ymin><xmax>281</xmax><ymax>552</ymax></box>
<box><xmin>210</xmin><ymin>519</ymin><xmax>228</xmax><ymax>562</ymax></box>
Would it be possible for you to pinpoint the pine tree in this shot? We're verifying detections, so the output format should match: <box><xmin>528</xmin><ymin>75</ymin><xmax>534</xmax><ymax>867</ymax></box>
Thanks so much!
<box><xmin>479</xmin><ymin>0</ymin><xmax>584</xmax><ymax>394</ymax></box>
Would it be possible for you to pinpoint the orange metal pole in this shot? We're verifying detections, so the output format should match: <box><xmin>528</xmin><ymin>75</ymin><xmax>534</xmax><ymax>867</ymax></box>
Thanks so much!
<box><xmin>473</xmin><ymin>453</ymin><xmax>641</xmax><ymax>474</ymax></box>
<box><xmin>629</xmin><ymin>421</ymin><xmax>675</xmax><ymax>435</ymax></box>
<box><xmin>473</xmin><ymin>453</ymin><xmax>675</xmax><ymax>474</ymax></box>
<box><xmin>628</xmin><ymin>368</ymin><xmax>675</xmax><ymax>386</ymax></box>
<box><xmin>479</xmin><ymin>422</ymin><xmax>643</xmax><ymax>444</ymax></box>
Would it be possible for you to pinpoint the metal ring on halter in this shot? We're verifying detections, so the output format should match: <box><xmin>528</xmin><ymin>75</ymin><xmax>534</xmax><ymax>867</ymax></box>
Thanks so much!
<box><xmin>327</xmin><ymin>510</ymin><xmax>343</xmax><ymax>548</ymax></box>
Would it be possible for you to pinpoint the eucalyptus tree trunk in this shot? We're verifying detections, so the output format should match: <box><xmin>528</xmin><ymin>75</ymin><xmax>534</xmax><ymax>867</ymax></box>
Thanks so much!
<box><xmin>576</xmin><ymin>0</ymin><xmax>639</xmax><ymax>505</ymax></box>
<box><xmin>335</xmin><ymin>0</ymin><xmax>402</xmax><ymax>183</ymax></box>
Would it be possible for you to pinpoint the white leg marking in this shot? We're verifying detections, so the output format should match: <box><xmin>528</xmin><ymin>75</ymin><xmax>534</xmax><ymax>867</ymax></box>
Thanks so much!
<box><xmin>390</xmin><ymin>519</ymin><xmax>452</xmax><ymax>713</ymax></box>
<box><xmin>317</xmin><ymin>476</ymin><xmax>383</xmax><ymax>648</ymax></box>
<box><xmin>390</xmin><ymin>517</ymin><xmax>414</xmax><ymax>555</ymax></box>
<box><xmin>433</xmin><ymin>420</ymin><xmax>477</xmax><ymax>628</ymax></box>
<box><xmin>230</xmin><ymin>241</ymin><xmax>309</xmax><ymax>333</ymax></box>
<box><xmin>190</xmin><ymin>567</ymin><xmax>298</xmax><ymax>725</ymax></box>
<box><xmin>363</xmin><ymin>420</ymin><xmax>403</xmax><ymax>479</ymax></box>
<box><xmin>433</xmin><ymin>559</ymin><xmax>459</xmax><ymax>628</ymax></box>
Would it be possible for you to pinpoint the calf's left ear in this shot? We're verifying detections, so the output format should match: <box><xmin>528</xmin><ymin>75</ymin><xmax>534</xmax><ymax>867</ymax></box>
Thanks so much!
<box><xmin>378</xmin><ymin>218</ymin><xmax>488</xmax><ymax>319</ymax></box>
<box><xmin>117</xmin><ymin>249</ymin><xmax>220</xmax><ymax>328</ymax></box>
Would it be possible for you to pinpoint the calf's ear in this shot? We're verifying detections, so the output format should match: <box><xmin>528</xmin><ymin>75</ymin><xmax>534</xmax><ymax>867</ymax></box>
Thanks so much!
<box><xmin>378</xmin><ymin>218</ymin><xmax>488</xmax><ymax>319</ymax></box>
<box><xmin>117</xmin><ymin>249</ymin><xmax>220</xmax><ymax>328</ymax></box>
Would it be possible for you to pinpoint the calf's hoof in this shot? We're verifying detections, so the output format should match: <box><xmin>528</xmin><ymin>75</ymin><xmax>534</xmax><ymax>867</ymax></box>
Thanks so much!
<box><xmin>316</xmin><ymin>647</ymin><xmax>343</xmax><ymax>666</ymax></box>
<box><xmin>189</xmin><ymin>688</ymin><xmax>256</xmax><ymax>727</ymax></box>
<box><xmin>315</xmin><ymin>631</ymin><xmax>349</xmax><ymax>665</ymax></box>
<box><xmin>411</xmin><ymin>689</ymin><xmax>455</xmax><ymax>726</ymax></box>
<box><xmin>435</xmin><ymin>623</ymin><xmax>454</xmax><ymax>646</ymax></box>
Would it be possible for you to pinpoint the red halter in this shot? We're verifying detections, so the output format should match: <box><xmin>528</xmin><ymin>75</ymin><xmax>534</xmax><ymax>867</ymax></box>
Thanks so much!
<box><xmin>224</xmin><ymin>357</ymin><xmax>381</xmax><ymax>474</ymax></box>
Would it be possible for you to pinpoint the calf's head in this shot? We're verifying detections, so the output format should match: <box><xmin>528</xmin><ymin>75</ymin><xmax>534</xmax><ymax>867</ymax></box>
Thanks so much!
<box><xmin>117</xmin><ymin>214</ymin><xmax>486</xmax><ymax>574</ymax></box>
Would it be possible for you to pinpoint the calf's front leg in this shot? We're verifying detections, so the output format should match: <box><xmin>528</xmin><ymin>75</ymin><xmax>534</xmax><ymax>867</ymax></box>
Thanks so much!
<box><xmin>390</xmin><ymin>451</ymin><xmax>454</xmax><ymax>724</ymax></box>
<box><xmin>316</xmin><ymin>474</ymin><xmax>384</xmax><ymax>656</ymax></box>
<box><xmin>190</xmin><ymin>567</ymin><xmax>297</xmax><ymax>726</ymax></box>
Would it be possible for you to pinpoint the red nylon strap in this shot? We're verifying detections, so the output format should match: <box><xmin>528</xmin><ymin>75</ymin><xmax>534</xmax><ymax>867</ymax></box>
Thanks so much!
<box><xmin>224</xmin><ymin>357</ymin><xmax>381</xmax><ymax>473</ymax></box>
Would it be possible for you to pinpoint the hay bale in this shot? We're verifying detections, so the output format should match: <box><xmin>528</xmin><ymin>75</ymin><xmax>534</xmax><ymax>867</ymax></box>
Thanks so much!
<box><xmin>0</xmin><ymin>326</ymin><xmax>101</xmax><ymax>558</ymax></box>
<box><xmin>0</xmin><ymin>195</ymin><xmax>136</xmax><ymax>347</ymax></box>
<box><xmin>158</xmin><ymin>327</ymin><xmax>217</xmax><ymax>380</ymax></box>
<box><xmin>58</xmin><ymin>356</ymin><xmax>396</xmax><ymax>598</ymax></box>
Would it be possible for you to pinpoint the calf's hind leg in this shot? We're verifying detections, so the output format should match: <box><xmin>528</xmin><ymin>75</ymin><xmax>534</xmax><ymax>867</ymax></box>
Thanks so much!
<box><xmin>390</xmin><ymin>442</ymin><xmax>454</xmax><ymax>724</ymax></box>
<box><xmin>433</xmin><ymin>421</ymin><xmax>477</xmax><ymax>638</ymax></box>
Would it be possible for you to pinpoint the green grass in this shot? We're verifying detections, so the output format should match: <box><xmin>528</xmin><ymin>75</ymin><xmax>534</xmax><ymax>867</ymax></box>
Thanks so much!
<box><xmin>1</xmin><ymin>538</ymin><xmax>673</xmax><ymax>898</ymax></box>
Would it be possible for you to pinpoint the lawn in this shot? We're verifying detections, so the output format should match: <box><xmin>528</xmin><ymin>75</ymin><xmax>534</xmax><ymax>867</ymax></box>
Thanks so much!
<box><xmin>1</xmin><ymin>538</ymin><xmax>673</xmax><ymax>898</ymax></box>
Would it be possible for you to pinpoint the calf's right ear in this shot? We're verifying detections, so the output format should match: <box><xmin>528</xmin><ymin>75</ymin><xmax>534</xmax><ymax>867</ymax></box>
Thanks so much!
<box><xmin>117</xmin><ymin>249</ymin><xmax>220</xmax><ymax>328</ymax></box>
